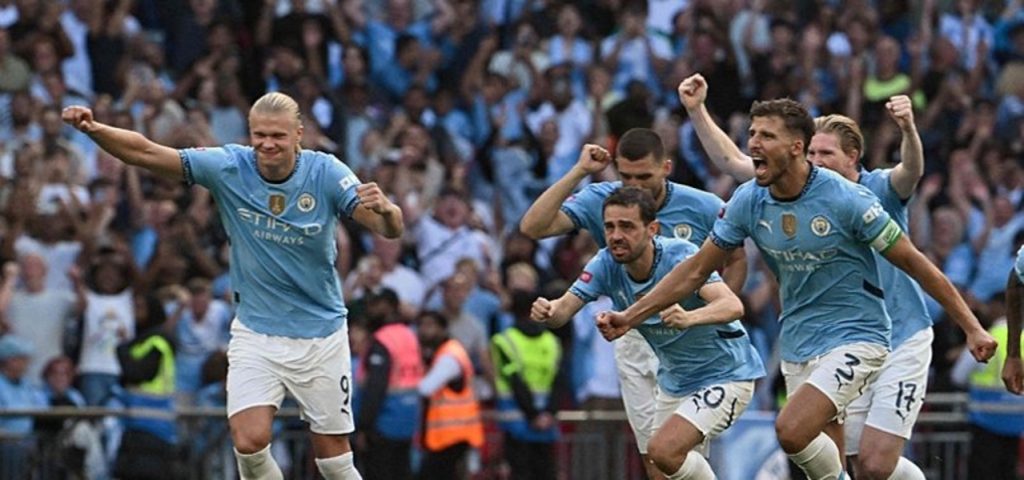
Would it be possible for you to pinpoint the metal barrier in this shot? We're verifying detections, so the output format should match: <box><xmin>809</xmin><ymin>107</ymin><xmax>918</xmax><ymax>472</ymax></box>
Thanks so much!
<box><xmin>0</xmin><ymin>393</ymin><xmax>987</xmax><ymax>479</ymax></box>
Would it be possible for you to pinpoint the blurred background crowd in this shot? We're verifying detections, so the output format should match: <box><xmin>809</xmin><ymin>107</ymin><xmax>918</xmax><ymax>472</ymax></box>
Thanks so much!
<box><xmin>0</xmin><ymin>0</ymin><xmax>1023</xmax><ymax>478</ymax></box>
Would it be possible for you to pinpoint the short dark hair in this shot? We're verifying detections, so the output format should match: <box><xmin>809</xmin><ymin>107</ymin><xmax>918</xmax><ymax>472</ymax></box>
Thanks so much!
<box><xmin>366</xmin><ymin>288</ymin><xmax>400</xmax><ymax>309</ymax></box>
<box><xmin>616</xmin><ymin>128</ymin><xmax>665</xmax><ymax>163</ymax></box>
<box><xmin>602</xmin><ymin>186</ymin><xmax>657</xmax><ymax>225</ymax></box>
<box><xmin>418</xmin><ymin>310</ymin><xmax>449</xmax><ymax>330</ymax></box>
<box><xmin>749</xmin><ymin>98</ymin><xmax>815</xmax><ymax>153</ymax></box>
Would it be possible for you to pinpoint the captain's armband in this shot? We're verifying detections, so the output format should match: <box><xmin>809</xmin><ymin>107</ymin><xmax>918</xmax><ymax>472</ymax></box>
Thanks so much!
<box><xmin>869</xmin><ymin>219</ymin><xmax>902</xmax><ymax>253</ymax></box>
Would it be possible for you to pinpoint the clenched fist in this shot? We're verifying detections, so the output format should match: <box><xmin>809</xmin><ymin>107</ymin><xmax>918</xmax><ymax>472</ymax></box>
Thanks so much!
<box><xmin>678</xmin><ymin>74</ymin><xmax>708</xmax><ymax>111</ymax></box>
<box><xmin>966</xmin><ymin>328</ymin><xmax>998</xmax><ymax>363</ymax></box>
<box><xmin>596</xmin><ymin>310</ymin><xmax>629</xmax><ymax>341</ymax></box>
<box><xmin>660</xmin><ymin>304</ymin><xmax>693</xmax><ymax>330</ymax></box>
<box><xmin>356</xmin><ymin>182</ymin><xmax>396</xmax><ymax>215</ymax></box>
<box><xmin>62</xmin><ymin>106</ymin><xmax>100</xmax><ymax>134</ymax></box>
<box><xmin>531</xmin><ymin>297</ymin><xmax>554</xmax><ymax>324</ymax></box>
<box><xmin>574</xmin><ymin>144</ymin><xmax>612</xmax><ymax>175</ymax></box>
<box><xmin>885</xmin><ymin>95</ymin><xmax>915</xmax><ymax>132</ymax></box>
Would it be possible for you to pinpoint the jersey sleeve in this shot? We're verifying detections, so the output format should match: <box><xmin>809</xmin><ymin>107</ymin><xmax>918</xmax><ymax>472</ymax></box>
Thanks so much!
<box><xmin>568</xmin><ymin>252</ymin><xmax>608</xmax><ymax>302</ymax></box>
<box><xmin>873</xmin><ymin>168</ymin><xmax>905</xmax><ymax>204</ymax></box>
<box><xmin>324</xmin><ymin>154</ymin><xmax>362</xmax><ymax>217</ymax></box>
<box><xmin>701</xmin><ymin>194</ymin><xmax>726</xmax><ymax>243</ymax></box>
<box><xmin>560</xmin><ymin>183</ymin><xmax>611</xmax><ymax>234</ymax></box>
<box><xmin>845</xmin><ymin>183</ymin><xmax>898</xmax><ymax>250</ymax></box>
<box><xmin>179</xmin><ymin>146</ymin><xmax>235</xmax><ymax>189</ymax></box>
<box><xmin>710</xmin><ymin>184</ymin><xmax>751</xmax><ymax>250</ymax></box>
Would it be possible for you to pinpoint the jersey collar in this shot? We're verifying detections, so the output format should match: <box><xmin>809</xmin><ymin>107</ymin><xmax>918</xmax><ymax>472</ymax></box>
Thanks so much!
<box><xmin>627</xmin><ymin>236</ymin><xmax>664</xmax><ymax>283</ymax></box>
<box><xmin>768</xmin><ymin>162</ymin><xmax>818</xmax><ymax>203</ymax></box>
<box><xmin>658</xmin><ymin>181</ymin><xmax>674</xmax><ymax>211</ymax></box>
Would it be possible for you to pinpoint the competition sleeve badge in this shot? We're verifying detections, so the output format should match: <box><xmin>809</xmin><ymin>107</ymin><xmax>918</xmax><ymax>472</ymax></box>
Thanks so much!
<box><xmin>269</xmin><ymin>194</ymin><xmax>286</xmax><ymax>215</ymax></box>
<box><xmin>781</xmin><ymin>212</ymin><xmax>797</xmax><ymax>239</ymax></box>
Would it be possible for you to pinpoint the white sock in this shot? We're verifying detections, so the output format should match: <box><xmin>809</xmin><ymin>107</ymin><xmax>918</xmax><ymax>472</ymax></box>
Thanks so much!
<box><xmin>315</xmin><ymin>451</ymin><xmax>362</xmax><ymax>480</ymax></box>
<box><xmin>886</xmin><ymin>457</ymin><xmax>925</xmax><ymax>480</ymax></box>
<box><xmin>667</xmin><ymin>451</ymin><xmax>716</xmax><ymax>480</ymax></box>
<box><xmin>235</xmin><ymin>444</ymin><xmax>284</xmax><ymax>480</ymax></box>
<box><xmin>788</xmin><ymin>433</ymin><xmax>846</xmax><ymax>480</ymax></box>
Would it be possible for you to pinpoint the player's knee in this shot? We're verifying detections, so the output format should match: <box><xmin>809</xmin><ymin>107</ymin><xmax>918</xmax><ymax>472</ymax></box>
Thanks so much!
<box><xmin>231</xmin><ymin>424</ymin><xmax>272</xmax><ymax>454</ymax></box>
<box><xmin>854</xmin><ymin>450</ymin><xmax>898</xmax><ymax>480</ymax></box>
<box><xmin>774</xmin><ymin>416</ymin><xmax>808</xmax><ymax>454</ymax></box>
<box><xmin>646</xmin><ymin>438</ymin><xmax>682</xmax><ymax>475</ymax></box>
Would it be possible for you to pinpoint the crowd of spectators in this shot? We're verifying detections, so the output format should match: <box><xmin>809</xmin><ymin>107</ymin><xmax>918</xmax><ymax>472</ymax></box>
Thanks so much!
<box><xmin>0</xmin><ymin>0</ymin><xmax>1023</xmax><ymax>477</ymax></box>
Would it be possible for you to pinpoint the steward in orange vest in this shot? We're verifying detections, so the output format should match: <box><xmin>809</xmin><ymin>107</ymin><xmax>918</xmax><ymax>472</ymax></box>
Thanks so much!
<box><xmin>416</xmin><ymin>311</ymin><xmax>484</xmax><ymax>480</ymax></box>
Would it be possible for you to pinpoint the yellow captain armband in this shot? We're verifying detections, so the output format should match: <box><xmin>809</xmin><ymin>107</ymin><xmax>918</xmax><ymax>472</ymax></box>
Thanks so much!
<box><xmin>870</xmin><ymin>219</ymin><xmax>902</xmax><ymax>253</ymax></box>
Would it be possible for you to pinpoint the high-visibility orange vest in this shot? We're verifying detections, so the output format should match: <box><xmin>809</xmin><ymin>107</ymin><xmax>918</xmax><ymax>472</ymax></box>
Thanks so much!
<box><xmin>423</xmin><ymin>339</ymin><xmax>485</xmax><ymax>451</ymax></box>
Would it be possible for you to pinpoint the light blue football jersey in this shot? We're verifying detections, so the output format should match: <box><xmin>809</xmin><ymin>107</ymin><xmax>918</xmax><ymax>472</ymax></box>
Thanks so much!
<box><xmin>569</xmin><ymin>236</ymin><xmax>765</xmax><ymax>396</ymax></box>
<box><xmin>858</xmin><ymin>168</ymin><xmax>932</xmax><ymax>347</ymax></box>
<box><xmin>181</xmin><ymin>145</ymin><xmax>361</xmax><ymax>338</ymax></box>
<box><xmin>561</xmin><ymin>181</ymin><xmax>724</xmax><ymax>247</ymax></box>
<box><xmin>711</xmin><ymin>166</ymin><xmax>893</xmax><ymax>362</ymax></box>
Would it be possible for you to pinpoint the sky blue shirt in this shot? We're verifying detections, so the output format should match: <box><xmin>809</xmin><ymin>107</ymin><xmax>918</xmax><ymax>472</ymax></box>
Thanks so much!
<box><xmin>561</xmin><ymin>181</ymin><xmax>724</xmax><ymax>248</ymax></box>
<box><xmin>181</xmin><ymin>145</ymin><xmax>361</xmax><ymax>338</ymax></box>
<box><xmin>0</xmin><ymin>374</ymin><xmax>46</xmax><ymax>436</ymax></box>
<box><xmin>711</xmin><ymin>167</ymin><xmax>893</xmax><ymax>362</ymax></box>
<box><xmin>859</xmin><ymin>168</ymin><xmax>932</xmax><ymax>347</ymax></box>
<box><xmin>569</xmin><ymin>237</ymin><xmax>765</xmax><ymax>396</ymax></box>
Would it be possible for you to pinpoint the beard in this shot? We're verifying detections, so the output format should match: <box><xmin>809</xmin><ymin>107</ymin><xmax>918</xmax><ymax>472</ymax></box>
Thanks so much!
<box><xmin>610</xmin><ymin>243</ymin><xmax>643</xmax><ymax>264</ymax></box>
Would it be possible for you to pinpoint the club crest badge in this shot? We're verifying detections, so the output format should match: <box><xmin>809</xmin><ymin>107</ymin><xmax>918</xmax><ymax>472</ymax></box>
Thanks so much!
<box><xmin>782</xmin><ymin>212</ymin><xmax>797</xmax><ymax>238</ymax></box>
<box><xmin>811</xmin><ymin>216</ymin><xmax>831</xmax><ymax>237</ymax></box>
<box><xmin>673</xmin><ymin>224</ymin><xmax>692</xmax><ymax>240</ymax></box>
<box><xmin>268</xmin><ymin>194</ymin><xmax>286</xmax><ymax>215</ymax></box>
<box><xmin>297</xmin><ymin>193</ymin><xmax>316</xmax><ymax>212</ymax></box>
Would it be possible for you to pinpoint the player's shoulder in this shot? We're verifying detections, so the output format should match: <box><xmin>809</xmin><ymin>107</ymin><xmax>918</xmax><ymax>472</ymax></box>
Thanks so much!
<box><xmin>814</xmin><ymin>168</ymin><xmax>875</xmax><ymax>200</ymax></box>
<box><xmin>182</xmin><ymin>144</ymin><xmax>250</xmax><ymax>179</ymax></box>
<box><xmin>658</xmin><ymin>236</ymin><xmax>699</xmax><ymax>258</ymax></box>
<box><xmin>591</xmin><ymin>246</ymin><xmax>615</xmax><ymax>267</ymax></box>
<box><xmin>727</xmin><ymin>178</ymin><xmax>763</xmax><ymax>206</ymax></box>
<box><xmin>858</xmin><ymin>167</ymin><xmax>890</xmax><ymax>183</ymax></box>
<box><xmin>185</xmin><ymin>143</ymin><xmax>250</xmax><ymax>160</ymax></box>
<box><xmin>303</xmin><ymin>149</ymin><xmax>357</xmax><ymax>180</ymax></box>
<box><xmin>582</xmin><ymin>181</ymin><xmax>622</xmax><ymax>196</ymax></box>
<box><xmin>669</xmin><ymin>181</ymin><xmax>724</xmax><ymax>206</ymax></box>
<box><xmin>857</xmin><ymin>166</ymin><xmax>892</xmax><ymax>188</ymax></box>
<box><xmin>302</xmin><ymin>149</ymin><xmax>347</xmax><ymax>170</ymax></box>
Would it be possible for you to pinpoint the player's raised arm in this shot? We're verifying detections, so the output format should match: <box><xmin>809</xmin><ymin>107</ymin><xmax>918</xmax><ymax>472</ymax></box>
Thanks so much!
<box><xmin>530</xmin><ymin>292</ymin><xmax>585</xmax><ymax>329</ymax></box>
<box><xmin>520</xmin><ymin>144</ymin><xmax>611</xmax><ymax>239</ymax></box>
<box><xmin>62</xmin><ymin>106</ymin><xmax>183</xmax><ymax>180</ymax></box>
<box><xmin>601</xmin><ymin>240</ymin><xmax>733</xmax><ymax>332</ymax></box>
<box><xmin>351</xmin><ymin>182</ymin><xmax>404</xmax><ymax>239</ymax></box>
<box><xmin>885</xmin><ymin>95</ymin><xmax>925</xmax><ymax>199</ymax></box>
<box><xmin>880</xmin><ymin>233</ymin><xmax>996</xmax><ymax>362</ymax></box>
<box><xmin>678</xmin><ymin>74</ymin><xmax>755</xmax><ymax>182</ymax></box>
<box><xmin>1004</xmin><ymin>268</ymin><xmax>1024</xmax><ymax>394</ymax></box>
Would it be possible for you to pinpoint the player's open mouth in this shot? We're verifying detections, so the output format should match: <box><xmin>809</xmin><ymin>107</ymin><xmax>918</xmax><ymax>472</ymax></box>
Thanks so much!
<box><xmin>752</xmin><ymin>157</ymin><xmax>768</xmax><ymax>176</ymax></box>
